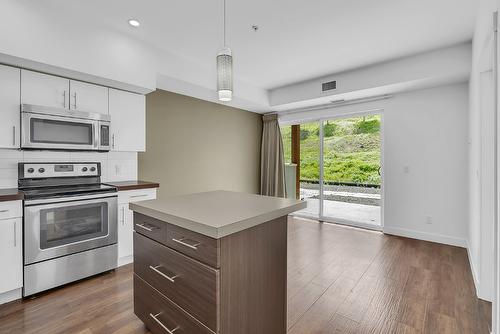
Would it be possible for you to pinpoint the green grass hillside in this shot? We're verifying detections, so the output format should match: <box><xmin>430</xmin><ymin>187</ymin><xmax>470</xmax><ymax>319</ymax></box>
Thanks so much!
<box><xmin>281</xmin><ymin>115</ymin><xmax>381</xmax><ymax>185</ymax></box>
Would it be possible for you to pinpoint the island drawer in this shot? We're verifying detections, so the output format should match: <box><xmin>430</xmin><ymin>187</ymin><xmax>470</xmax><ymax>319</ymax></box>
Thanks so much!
<box><xmin>134</xmin><ymin>275</ymin><xmax>215</xmax><ymax>334</ymax></box>
<box><xmin>165</xmin><ymin>223</ymin><xmax>220</xmax><ymax>268</ymax></box>
<box><xmin>133</xmin><ymin>213</ymin><xmax>167</xmax><ymax>244</ymax></box>
<box><xmin>134</xmin><ymin>232</ymin><xmax>219</xmax><ymax>331</ymax></box>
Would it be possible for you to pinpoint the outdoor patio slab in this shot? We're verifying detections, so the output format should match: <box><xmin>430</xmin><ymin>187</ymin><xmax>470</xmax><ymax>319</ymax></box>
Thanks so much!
<box><xmin>296</xmin><ymin>198</ymin><xmax>381</xmax><ymax>227</ymax></box>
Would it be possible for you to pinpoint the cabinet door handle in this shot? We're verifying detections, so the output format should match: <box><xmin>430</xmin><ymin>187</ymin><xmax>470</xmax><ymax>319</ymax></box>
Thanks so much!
<box><xmin>13</xmin><ymin>221</ymin><xmax>16</xmax><ymax>247</ymax></box>
<box><xmin>149</xmin><ymin>265</ymin><xmax>179</xmax><ymax>283</ymax></box>
<box><xmin>121</xmin><ymin>207</ymin><xmax>125</xmax><ymax>225</ymax></box>
<box><xmin>63</xmin><ymin>90</ymin><xmax>66</xmax><ymax>108</ymax></box>
<box><xmin>73</xmin><ymin>92</ymin><xmax>77</xmax><ymax>109</ymax></box>
<box><xmin>172</xmin><ymin>238</ymin><xmax>200</xmax><ymax>250</ymax></box>
<box><xmin>149</xmin><ymin>312</ymin><xmax>179</xmax><ymax>333</ymax></box>
<box><xmin>12</xmin><ymin>126</ymin><xmax>16</xmax><ymax>146</ymax></box>
<box><xmin>112</xmin><ymin>134</ymin><xmax>115</xmax><ymax>149</ymax></box>
<box><xmin>135</xmin><ymin>223</ymin><xmax>157</xmax><ymax>232</ymax></box>
<box><xmin>0</xmin><ymin>209</ymin><xmax>9</xmax><ymax>213</ymax></box>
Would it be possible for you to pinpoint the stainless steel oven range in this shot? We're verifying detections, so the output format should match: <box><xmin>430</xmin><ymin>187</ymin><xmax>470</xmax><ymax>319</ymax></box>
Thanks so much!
<box><xmin>19</xmin><ymin>162</ymin><xmax>118</xmax><ymax>296</ymax></box>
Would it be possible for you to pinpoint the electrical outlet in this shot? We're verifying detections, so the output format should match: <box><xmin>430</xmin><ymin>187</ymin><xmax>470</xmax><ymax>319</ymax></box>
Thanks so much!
<box><xmin>425</xmin><ymin>216</ymin><xmax>432</xmax><ymax>224</ymax></box>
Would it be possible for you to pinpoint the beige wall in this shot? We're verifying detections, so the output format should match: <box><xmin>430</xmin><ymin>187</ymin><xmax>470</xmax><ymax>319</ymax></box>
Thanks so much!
<box><xmin>139</xmin><ymin>90</ymin><xmax>262</xmax><ymax>199</ymax></box>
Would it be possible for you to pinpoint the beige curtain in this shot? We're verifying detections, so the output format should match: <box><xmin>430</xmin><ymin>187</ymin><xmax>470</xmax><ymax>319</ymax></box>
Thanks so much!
<box><xmin>260</xmin><ymin>114</ymin><xmax>286</xmax><ymax>197</ymax></box>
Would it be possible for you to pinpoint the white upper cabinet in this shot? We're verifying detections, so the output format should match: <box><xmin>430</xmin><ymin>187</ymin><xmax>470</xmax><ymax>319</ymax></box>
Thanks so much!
<box><xmin>109</xmin><ymin>88</ymin><xmax>145</xmax><ymax>152</ymax></box>
<box><xmin>21</xmin><ymin>70</ymin><xmax>109</xmax><ymax>115</ymax></box>
<box><xmin>70</xmin><ymin>80</ymin><xmax>108</xmax><ymax>114</ymax></box>
<box><xmin>0</xmin><ymin>65</ymin><xmax>21</xmax><ymax>149</ymax></box>
<box><xmin>21</xmin><ymin>70</ymin><xmax>69</xmax><ymax>109</ymax></box>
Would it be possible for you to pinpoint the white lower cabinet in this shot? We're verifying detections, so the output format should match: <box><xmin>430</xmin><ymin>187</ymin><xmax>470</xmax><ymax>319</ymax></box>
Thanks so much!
<box><xmin>0</xmin><ymin>201</ymin><xmax>22</xmax><ymax>299</ymax></box>
<box><xmin>117</xmin><ymin>188</ymin><xmax>157</xmax><ymax>266</ymax></box>
<box><xmin>118</xmin><ymin>203</ymin><xmax>134</xmax><ymax>265</ymax></box>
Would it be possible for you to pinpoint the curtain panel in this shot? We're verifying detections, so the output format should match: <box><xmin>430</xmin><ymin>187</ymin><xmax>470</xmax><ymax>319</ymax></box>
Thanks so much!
<box><xmin>260</xmin><ymin>114</ymin><xmax>286</xmax><ymax>197</ymax></box>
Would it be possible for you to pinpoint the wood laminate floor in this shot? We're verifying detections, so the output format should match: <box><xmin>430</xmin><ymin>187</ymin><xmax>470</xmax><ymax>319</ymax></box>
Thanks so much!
<box><xmin>0</xmin><ymin>216</ymin><xmax>491</xmax><ymax>334</ymax></box>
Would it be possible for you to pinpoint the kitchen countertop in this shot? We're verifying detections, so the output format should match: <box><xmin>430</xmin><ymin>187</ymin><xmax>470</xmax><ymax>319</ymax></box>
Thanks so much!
<box><xmin>0</xmin><ymin>188</ymin><xmax>24</xmax><ymax>202</ymax></box>
<box><xmin>129</xmin><ymin>190</ymin><xmax>306</xmax><ymax>239</ymax></box>
<box><xmin>103</xmin><ymin>180</ymin><xmax>159</xmax><ymax>191</ymax></box>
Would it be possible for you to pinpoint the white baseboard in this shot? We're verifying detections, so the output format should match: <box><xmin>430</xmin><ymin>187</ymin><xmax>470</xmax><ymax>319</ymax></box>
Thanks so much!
<box><xmin>383</xmin><ymin>226</ymin><xmax>467</xmax><ymax>248</ymax></box>
<box><xmin>0</xmin><ymin>288</ymin><xmax>22</xmax><ymax>305</ymax></box>
<box><xmin>118</xmin><ymin>255</ymin><xmax>133</xmax><ymax>267</ymax></box>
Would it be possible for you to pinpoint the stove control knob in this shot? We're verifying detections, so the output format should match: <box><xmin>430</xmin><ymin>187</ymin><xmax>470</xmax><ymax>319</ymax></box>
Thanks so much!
<box><xmin>82</xmin><ymin>167</ymin><xmax>88</xmax><ymax>172</ymax></box>
<box><xmin>27</xmin><ymin>168</ymin><xmax>34</xmax><ymax>173</ymax></box>
<box><xmin>38</xmin><ymin>168</ymin><xmax>45</xmax><ymax>173</ymax></box>
<box><xmin>90</xmin><ymin>167</ymin><xmax>96</xmax><ymax>172</ymax></box>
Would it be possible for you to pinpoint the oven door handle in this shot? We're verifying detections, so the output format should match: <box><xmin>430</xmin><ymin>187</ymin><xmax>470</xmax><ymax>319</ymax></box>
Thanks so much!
<box><xmin>24</xmin><ymin>193</ymin><xmax>118</xmax><ymax>207</ymax></box>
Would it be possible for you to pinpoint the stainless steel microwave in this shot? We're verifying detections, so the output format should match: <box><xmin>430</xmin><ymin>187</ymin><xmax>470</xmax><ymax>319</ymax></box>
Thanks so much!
<box><xmin>21</xmin><ymin>104</ymin><xmax>110</xmax><ymax>151</ymax></box>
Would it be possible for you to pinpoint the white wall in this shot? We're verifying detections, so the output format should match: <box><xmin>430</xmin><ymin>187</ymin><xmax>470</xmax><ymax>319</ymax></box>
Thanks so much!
<box><xmin>469</xmin><ymin>0</ymin><xmax>498</xmax><ymax>304</ymax></box>
<box><xmin>0</xmin><ymin>150</ymin><xmax>137</xmax><ymax>189</ymax></box>
<box><xmin>280</xmin><ymin>83</ymin><xmax>470</xmax><ymax>247</ymax></box>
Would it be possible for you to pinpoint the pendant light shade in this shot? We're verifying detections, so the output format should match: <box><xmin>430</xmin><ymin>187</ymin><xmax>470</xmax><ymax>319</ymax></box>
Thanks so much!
<box><xmin>217</xmin><ymin>0</ymin><xmax>233</xmax><ymax>102</ymax></box>
<box><xmin>217</xmin><ymin>47</ymin><xmax>233</xmax><ymax>102</ymax></box>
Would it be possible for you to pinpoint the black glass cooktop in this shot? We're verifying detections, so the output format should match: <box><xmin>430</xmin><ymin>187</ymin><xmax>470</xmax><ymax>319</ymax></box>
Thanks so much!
<box><xmin>21</xmin><ymin>184</ymin><xmax>116</xmax><ymax>200</ymax></box>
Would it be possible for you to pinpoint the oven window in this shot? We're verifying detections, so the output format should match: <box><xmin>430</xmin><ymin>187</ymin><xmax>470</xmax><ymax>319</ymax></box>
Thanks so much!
<box><xmin>39</xmin><ymin>202</ymin><xmax>108</xmax><ymax>249</ymax></box>
<box><xmin>30</xmin><ymin>118</ymin><xmax>93</xmax><ymax>145</ymax></box>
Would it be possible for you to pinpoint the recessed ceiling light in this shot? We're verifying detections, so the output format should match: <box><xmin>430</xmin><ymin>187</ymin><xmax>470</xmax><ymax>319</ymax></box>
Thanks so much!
<box><xmin>128</xmin><ymin>19</ymin><xmax>140</xmax><ymax>27</ymax></box>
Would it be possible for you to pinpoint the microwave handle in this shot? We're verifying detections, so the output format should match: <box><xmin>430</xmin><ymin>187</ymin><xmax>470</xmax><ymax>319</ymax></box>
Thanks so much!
<box><xmin>94</xmin><ymin>123</ymin><xmax>99</xmax><ymax>149</ymax></box>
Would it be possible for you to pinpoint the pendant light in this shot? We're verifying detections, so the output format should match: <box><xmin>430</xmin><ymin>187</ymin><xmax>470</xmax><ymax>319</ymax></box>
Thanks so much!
<box><xmin>217</xmin><ymin>0</ymin><xmax>233</xmax><ymax>102</ymax></box>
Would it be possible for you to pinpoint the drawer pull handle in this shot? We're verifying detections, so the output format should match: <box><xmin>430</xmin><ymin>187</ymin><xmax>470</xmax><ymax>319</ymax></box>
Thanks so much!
<box><xmin>130</xmin><ymin>194</ymin><xmax>148</xmax><ymax>198</ymax></box>
<box><xmin>172</xmin><ymin>238</ymin><xmax>200</xmax><ymax>250</ymax></box>
<box><xmin>149</xmin><ymin>312</ymin><xmax>179</xmax><ymax>333</ymax></box>
<box><xmin>0</xmin><ymin>210</ymin><xmax>9</xmax><ymax>213</ymax></box>
<box><xmin>149</xmin><ymin>265</ymin><xmax>179</xmax><ymax>283</ymax></box>
<box><xmin>136</xmin><ymin>223</ymin><xmax>158</xmax><ymax>232</ymax></box>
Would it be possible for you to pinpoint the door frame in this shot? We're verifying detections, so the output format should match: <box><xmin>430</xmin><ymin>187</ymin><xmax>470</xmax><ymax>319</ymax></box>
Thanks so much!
<box><xmin>494</xmin><ymin>10</ymin><xmax>499</xmax><ymax>334</ymax></box>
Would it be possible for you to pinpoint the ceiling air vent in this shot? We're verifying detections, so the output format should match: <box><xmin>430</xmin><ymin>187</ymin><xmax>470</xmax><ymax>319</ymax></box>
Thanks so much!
<box><xmin>322</xmin><ymin>80</ymin><xmax>337</xmax><ymax>92</ymax></box>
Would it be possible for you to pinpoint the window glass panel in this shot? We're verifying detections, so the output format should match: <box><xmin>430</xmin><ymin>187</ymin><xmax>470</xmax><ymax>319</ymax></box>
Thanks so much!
<box><xmin>280</xmin><ymin>125</ymin><xmax>292</xmax><ymax>163</ymax></box>
<box><xmin>31</xmin><ymin>118</ymin><xmax>93</xmax><ymax>145</ymax></box>
<box><xmin>297</xmin><ymin>122</ymin><xmax>320</xmax><ymax>217</ymax></box>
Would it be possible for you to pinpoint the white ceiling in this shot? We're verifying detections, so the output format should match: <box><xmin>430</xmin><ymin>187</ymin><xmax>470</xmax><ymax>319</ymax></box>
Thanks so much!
<box><xmin>7</xmin><ymin>0</ymin><xmax>479</xmax><ymax>111</ymax></box>
<box><xmin>45</xmin><ymin>0</ymin><xmax>478</xmax><ymax>89</ymax></box>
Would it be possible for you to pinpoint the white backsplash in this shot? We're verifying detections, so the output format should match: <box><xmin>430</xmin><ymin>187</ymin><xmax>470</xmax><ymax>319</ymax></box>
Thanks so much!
<box><xmin>0</xmin><ymin>149</ymin><xmax>137</xmax><ymax>189</ymax></box>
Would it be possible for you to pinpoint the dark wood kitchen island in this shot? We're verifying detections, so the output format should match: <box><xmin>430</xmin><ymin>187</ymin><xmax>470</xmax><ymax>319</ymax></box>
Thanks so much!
<box><xmin>129</xmin><ymin>190</ymin><xmax>306</xmax><ymax>334</ymax></box>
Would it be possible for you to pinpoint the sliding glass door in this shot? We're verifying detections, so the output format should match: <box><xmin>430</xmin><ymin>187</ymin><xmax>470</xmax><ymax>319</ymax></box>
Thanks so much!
<box><xmin>321</xmin><ymin>114</ymin><xmax>382</xmax><ymax>229</ymax></box>
<box><xmin>284</xmin><ymin>113</ymin><xmax>383</xmax><ymax>230</ymax></box>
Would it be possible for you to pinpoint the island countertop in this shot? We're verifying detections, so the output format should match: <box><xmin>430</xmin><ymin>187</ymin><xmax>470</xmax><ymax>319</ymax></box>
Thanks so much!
<box><xmin>129</xmin><ymin>190</ymin><xmax>306</xmax><ymax>238</ymax></box>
